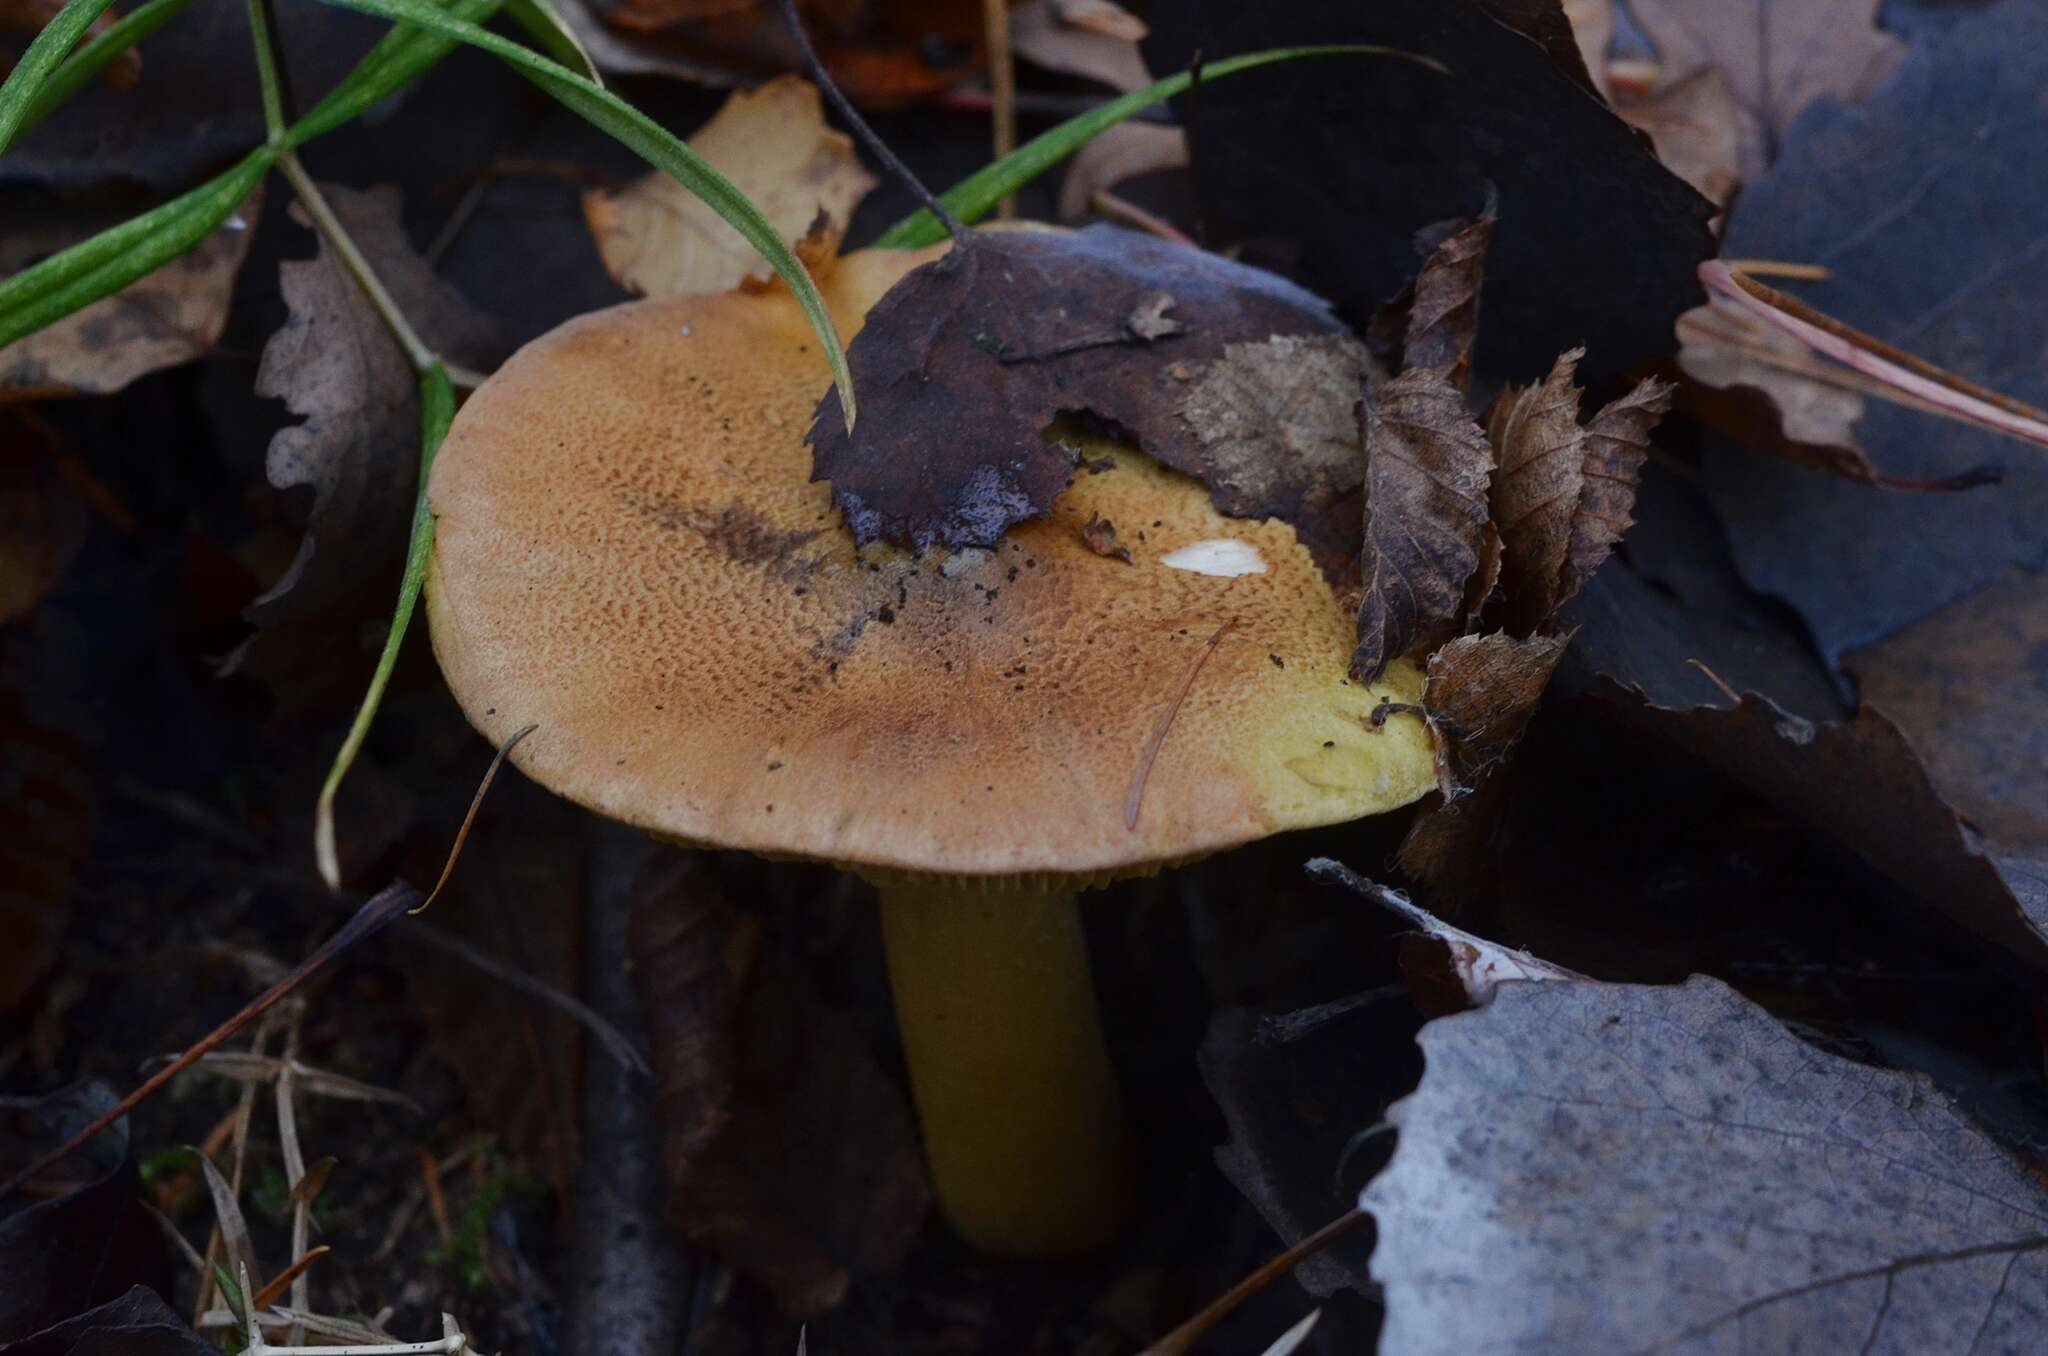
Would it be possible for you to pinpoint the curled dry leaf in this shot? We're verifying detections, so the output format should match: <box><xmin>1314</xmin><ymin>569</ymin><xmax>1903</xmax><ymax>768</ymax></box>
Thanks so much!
<box><xmin>1556</xmin><ymin>374</ymin><xmax>1675</xmax><ymax>607</ymax></box>
<box><xmin>1398</xmin><ymin>630</ymin><xmax>1570</xmax><ymax>803</ymax></box>
<box><xmin>1306</xmin><ymin>859</ymin><xmax>1582</xmax><ymax>1007</ymax></box>
<box><xmin>1350</xmin><ymin>368</ymin><xmax>1493</xmax><ymax>683</ymax></box>
<box><xmin>1011</xmin><ymin>0</ymin><xmax>1150</xmax><ymax>92</ymax></box>
<box><xmin>0</xmin><ymin>187</ymin><xmax>262</xmax><ymax>401</ymax></box>
<box><xmin>1079</xmin><ymin>513</ymin><xmax>1132</xmax><ymax>563</ymax></box>
<box><xmin>1365</xmin><ymin>975</ymin><xmax>2048</xmax><ymax>1354</ymax></box>
<box><xmin>1627</xmin><ymin>0</ymin><xmax>1904</xmax><ymax>184</ymax></box>
<box><xmin>232</xmin><ymin>184</ymin><xmax>503</xmax><ymax>688</ymax></box>
<box><xmin>1369</xmin><ymin>214</ymin><xmax>1493</xmax><ymax>392</ymax></box>
<box><xmin>809</xmin><ymin>226</ymin><xmax>1371</xmax><ymax>572</ymax></box>
<box><xmin>1055</xmin><ymin>121</ymin><xmax>1188</xmax><ymax>221</ymax></box>
<box><xmin>584</xmin><ymin>75</ymin><xmax>877</xmax><ymax>298</ymax></box>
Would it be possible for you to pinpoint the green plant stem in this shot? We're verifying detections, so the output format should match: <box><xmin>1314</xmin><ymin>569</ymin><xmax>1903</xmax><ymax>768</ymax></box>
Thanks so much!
<box><xmin>277</xmin><ymin>154</ymin><xmax>442</xmax><ymax>375</ymax></box>
<box><xmin>14</xmin><ymin>0</ymin><xmax>197</xmax><ymax>142</ymax></box>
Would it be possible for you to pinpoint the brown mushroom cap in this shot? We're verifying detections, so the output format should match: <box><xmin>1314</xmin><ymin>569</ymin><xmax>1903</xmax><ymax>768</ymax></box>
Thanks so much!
<box><xmin>425</xmin><ymin>245</ymin><xmax>1437</xmax><ymax>883</ymax></box>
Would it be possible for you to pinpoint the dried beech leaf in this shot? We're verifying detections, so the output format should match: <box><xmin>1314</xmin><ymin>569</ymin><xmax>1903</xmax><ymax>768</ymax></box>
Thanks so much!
<box><xmin>1366</xmin><ymin>976</ymin><xmax>2048</xmax><ymax>1354</ymax></box>
<box><xmin>583</xmin><ymin>76</ymin><xmax>877</xmax><ymax>298</ymax></box>
<box><xmin>1556</xmin><ymin>374</ymin><xmax>1674</xmax><ymax>608</ymax></box>
<box><xmin>1489</xmin><ymin>348</ymin><xmax>1586</xmax><ymax>632</ymax></box>
<box><xmin>1627</xmin><ymin>0</ymin><xmax>1904</xmax><ymax>182</ymax></box>
<box><xmin>1394</xmin><ymin>214</ymin><xmax>1493</xmax><ymax>391</ymax></box>
<box><xmin>234</xmin><ymin>184</ymin><xmax>503</xmax><ymax>687</ymax></box>
<box><xmin>809</xmin><ymin>226</ymin><xmax>1370</xmax><ymax>571</ymax></box>
<box><xmin>1351</xmin><ymin>368</ymin><xmax>1493</xmax><ymax>682</ymax></box>
<box><xmin>0</xmin><ymin>187</ymin><xmax>262</xmax><ymax>401</ymax></box>
<box><xmin>1401</xmin><ymin>630</ymin><xmax>1570</xmax><ymax>802</ymax></box>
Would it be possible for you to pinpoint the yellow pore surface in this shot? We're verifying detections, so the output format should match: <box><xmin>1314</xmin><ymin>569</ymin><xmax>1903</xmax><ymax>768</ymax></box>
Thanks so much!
<box><xmin>425</xmin><ymin>245</ymin><xmax>1437</xmax><ymax>882</ymax></box>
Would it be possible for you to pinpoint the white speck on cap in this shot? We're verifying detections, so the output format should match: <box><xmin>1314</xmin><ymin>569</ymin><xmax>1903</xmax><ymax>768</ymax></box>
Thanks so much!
<box><xmin>1160</xmin><ymin>538</ymin><xmax>1267</xmax><ymax>577</ymax></box>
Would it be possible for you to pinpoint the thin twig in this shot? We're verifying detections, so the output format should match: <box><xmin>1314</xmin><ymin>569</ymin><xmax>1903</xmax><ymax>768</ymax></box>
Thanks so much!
<box><xmin>773</xmin><ymin>0</ymin><xmax>967</xmax><ymax>244</ymax></box>
<box><xmin>1138</xmin><ymin>1208</ymin><xmax>1370</xmax><ymax>1356</ymax></box>
<box><xmin>1089</xmin><ymin>189</ymin><xmax>1197</xmax><ymax>247</ymax></box>
<box><xmin>281</xmin><ymin>156</ymin><xmax>443</xmax><ymax>376</ymax></box>
<box><xmin>1126</xmin><ymin>621</ymin><xmax>1232</xmax><ymax>830</ymax></box>
<box><xmin>982</xmin><ymin>0</ymin><xmax>1016</xmax><ymax>219</ymax></box>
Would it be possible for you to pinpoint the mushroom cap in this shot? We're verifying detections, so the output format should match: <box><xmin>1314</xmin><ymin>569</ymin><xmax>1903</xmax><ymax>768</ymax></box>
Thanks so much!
<box><xmin>425</xmin><ymin>244</ymin><xmax>1437</xmax><ymax>884</ymax></box>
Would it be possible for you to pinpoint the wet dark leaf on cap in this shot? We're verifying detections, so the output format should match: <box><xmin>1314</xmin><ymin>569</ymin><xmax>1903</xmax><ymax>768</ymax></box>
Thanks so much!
<box><xmin>1365</xmin><ymin>975</ymin><xmax>2048</xmax><ymax>1354</ymax></box>
<box><xmin>0</xmin><ymin>1084</ymin><xmax>169</xmax><ymax>1341</ymax></box>
<box><xmin>1701</xmin><ymin>0</ymin><xmax>2048</xmax><ymax>665</ymax></box>
<box><xmin>808</xmin><ymin>226</ymin><xmax>1371</xmax><ymax>574</ymax></box>
<box><xmin>1351</xmin><ymin>368</ymin><xmax>1493</xmax><ymax>683</ymax></box>
<box><xmin>1368</xmin><ymin>214</ymin><xmax>1493</xmax><ymax>392</ymax></box>
<box><xmin>1142</xmin><ymin>0</ymin><xmax>1715</xmax><ymax>389</ymax></box>
<box><xmin>0</xmin><ymin>1286</ymin><xmax>212</xmax><ymax>1356</ymax></box>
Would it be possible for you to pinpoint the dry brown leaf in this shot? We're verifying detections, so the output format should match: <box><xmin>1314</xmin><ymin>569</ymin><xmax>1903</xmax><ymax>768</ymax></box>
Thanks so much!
<box><xmin>1056</xmin><ymin>120</ymin><xmax>1187</xmax><ymax>220</ymax></box>
<box><xmin>1617</xmin><ymin>65</ymin><xmax>1741</xmax><ymax>207</ymax></box>
<box><xmin>0</xmin><ymin>186</ymin><xmax>261</xmax><ymax>401</ymax></box>
<box><xmin>1080</xmin><ymin>512</ymin><xmax>1133</xmax><ymax>562</ymax></box>
<box><xmin>584</xmin><ymin>76</ymin><xmax>876</xmax><ymax>298</ymax></box>
<box><xmin>1490</xmin><ymin>348</ymin><xmax>1586</xmax><ymax>632</ymax></box>
<box><xmin>1627</xmin><ymin>0</ymin><xmax>1904</xmax><ymax>182</ymax></box>
<box><xmin>1351</xmin><ymin>368</ymin><xmax>1493</xmax><ymax>682</ymax></box>
<box><xmin>233</xmin><ymin>183</ymin><xmax>503</xmax><ymax>692</ymax></box>
<box><xmin>1012</xmin><ymin>0</ymin><xmax>1148</xmax><ymax>91</ymax></box>
<box><xmin>1557</xmin><ymin>375</ymin><xmax>1674</xmax><ymax>608</ymax></box>
<box><xmin>1394</xmin><ymin>215</ymin><xmax>1492</xmax><ymax>393</ymax></box>
<box><xmin>1400</xmin><ymin>630</ymin><xmax>1570</xmax><ymax>803</ymax></box>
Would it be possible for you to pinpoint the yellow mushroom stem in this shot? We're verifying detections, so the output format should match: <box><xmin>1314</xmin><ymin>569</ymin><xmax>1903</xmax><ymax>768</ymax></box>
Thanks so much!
<box><xmin>877</xmin><ymin>879</ymin><xmax>1133</xmax><ymax>1256</ymax></box>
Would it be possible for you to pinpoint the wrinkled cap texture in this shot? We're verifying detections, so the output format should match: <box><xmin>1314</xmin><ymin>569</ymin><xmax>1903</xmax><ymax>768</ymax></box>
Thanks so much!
<box><xmin>425</xmin><ymin>244</ymin><xmax>1438</xmax><ymax>881</ymax></box>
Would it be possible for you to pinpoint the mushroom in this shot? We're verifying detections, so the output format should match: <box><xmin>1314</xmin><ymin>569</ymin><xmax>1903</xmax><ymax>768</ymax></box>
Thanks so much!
<box><xmin>424</xmin><ymin>243</ymin><xmax>1438</xmax><ymax>1257</ymax></box>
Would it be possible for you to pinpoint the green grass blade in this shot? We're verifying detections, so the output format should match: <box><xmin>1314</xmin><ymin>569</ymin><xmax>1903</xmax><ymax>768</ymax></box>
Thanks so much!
<box><xmin>874</xmin><ymin>44</ymin><xmax>1445</xmax><ymax>249</ymax></box>
<box><xmin>0</xmin><ymin>0</ymin><xmax>121</xmax><ymax>152</ymax></box>
<box><xmin>305</xmin><ymin>0</ymin><xmax>854</xmax><ymax>427</ymax></box>
<box><xmin>288</xmin><ymin>0</ymin><xmax>503</xmax><ymax>147</ymax></box>
<box><xmin>315</xmin><ymin>363</ymin><xmax>454</xmax><ymax>890</ymax></box>
<box><xmin>504</xmin><ymin>0</ymin><xmax>599</xmax><ymax>85</ymax></box>
<box><xmin>0</xmin><ymin>149</ymin><xmax>270</xmax><ymax>346</ymax></box>
<box><xmin>14</xmin><ymin>0</ymin><xmax>196</xmax><ymax>143</ymax></box>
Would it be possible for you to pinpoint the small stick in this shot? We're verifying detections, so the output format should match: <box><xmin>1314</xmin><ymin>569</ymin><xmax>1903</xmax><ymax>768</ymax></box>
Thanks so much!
<box><xmin>981</xmin><ymin>0</ymin><xmax>1016</xmax><ymax>219</ymax></box>
<box><xmin>1090</xmin><ymin>190</ymin><xmax>1197</xmax><ymax>248</ymax></box>
<box><xmin>774</xmin><ymin>0</ymin><xmax>967</xmax><ymax>244</ymax></box>
<box><xmin>1126</xmin><ymin>621</ymin><xmax>1233</xmax><ymax>829</ymax></box>
<box><xmin>1138</xmin><ymin>1208</ymin><xmax>1371</xmax><ymax>1356</ymax></box>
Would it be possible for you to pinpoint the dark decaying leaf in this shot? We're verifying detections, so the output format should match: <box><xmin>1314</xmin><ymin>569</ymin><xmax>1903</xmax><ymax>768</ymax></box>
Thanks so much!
<box><xmin>1368</xmin><ymin>214</ymin><xmax>1494</xmax><ymax>392</ymax></box>
<box><xmin>0</xmin><ymin>1287</ymin><xmax>212</xmax><ymax>1356</ymax></box>
<box><xmin>1590</xmin><ymin>683</ymin><xmax>2048</xmax><ymax>972</ymax></box>
<box><xmin>631</xmin><ymin>853</ymin><xmax>928</xmax><ymax>1317</ymax></box>
<box><xmin>1489</xmin><ymin>348</ymin><xmax>1585</xmax><ymax>633</ymax></box>
<box><xmin>1701</xmin><ymin>0</ymin><xmax>2048</xmax><ymax>665</ymax></box>
<box><xmin>1555</xmin><ymin>374</ymin><xmax>1675</xmax><ymax>606</ymax></box>
<box><xmin>1625</xmin><ymin>0</ymin><xmax>1904</xmax><ymax>184</ymax></box>
<box><xmin>230</xmin><ymin>183</ymin><xmax>504</xmax><ymax>688</ymax></box>
<box><xmin>1142</xmin><ymin>0</ymin><xmax>1716</xmax><ymax>389</ymax></box>
<box><xmin>1350</xmin><ymin>368</ymin><xmax>1492</xmax><ymax>682</ymax></box>
<box><xmin>1365</xmin><ymin>975</ymin><xmax>2048</xmax><ymax>1354</ymax></box>
<box><xmin>1847</xmin><ymin>567</ymin><xmax>2047</xmax><ymax>855</ymax></box>
<box><xmin>0</xmin><ymin>186</ymin><xmax>262</xmax><ymax>401</ymax></box>
<box><xmin>0</xmin><ymin>1084</ymin><xmax>169</xmax><ymax>1341</ymax></box>
<box><xmin>808</xmin><ymin>225</ymin><xmax>1372</xmax><ymax>572</ymax></box>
